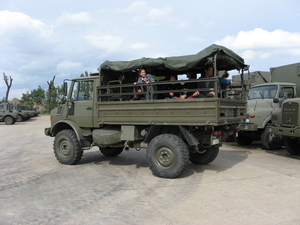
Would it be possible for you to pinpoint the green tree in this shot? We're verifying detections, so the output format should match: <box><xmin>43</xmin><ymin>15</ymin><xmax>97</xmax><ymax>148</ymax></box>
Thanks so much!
<box><xmin>20</xmin><ymin>86</ymin><xmax>45</xmax><ymax>107</ymax></box>
<box><xmin>31</xmin><ymin>86</ymin><xmax>46</xmax><ymax>105</ymax></box>
<box><xmin>20</xmin><ymin>91</ymin><xmax>34</xmax><ymax>107</ymax></box>
<box><xmin>46</xmin><ymin>84</ymin><xmax>66</xmax><ymax>110</ymax></box>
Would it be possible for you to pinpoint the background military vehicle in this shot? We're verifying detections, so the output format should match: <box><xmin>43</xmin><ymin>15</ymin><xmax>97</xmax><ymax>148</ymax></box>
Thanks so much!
<box><xmin>235</xmin><ymin>62</ymin><xmax>300</xmax><ymax>150</ymax></box>
<box><xmin>45</xmin><ymin>44</ymin><xmax>249</xmax><ymax>178</ymax></box>
<box><xmin>232</xmin><ymin>71</ymin><xmax>270</xmax><ymax>87</ymax></box>
<box><xmin>11</xmin><ymin>104</ymin><xmax>31</xmax><ymax>122</ymax></box>
<box><xmin>269</xmin><ymin>97</ymin><xmax>300</xmax><ymax>155</ymax></box>
<box><xmin>0</xmin><ymin>101</ymin><xmax>17</xmax><ymax>125</ymax></box>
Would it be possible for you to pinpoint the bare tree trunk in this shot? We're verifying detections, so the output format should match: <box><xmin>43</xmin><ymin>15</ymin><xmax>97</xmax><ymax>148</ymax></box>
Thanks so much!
<box><xmin>3</xmin><ymin>73</ymin><xmax>13</xmax><ymax>102</ymax></box>
<box><xmin>46</xmin><ymin>76</ymin><xmax>55</xmax><ymax>113</ymax></box>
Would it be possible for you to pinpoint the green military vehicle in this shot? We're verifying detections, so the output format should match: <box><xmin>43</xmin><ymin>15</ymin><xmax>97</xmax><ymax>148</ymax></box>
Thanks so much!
<box><xmin>11</xmin><ymin>104</ymin><xmax>31</xmax><ymax>122</ymax></box>
<box><xmin>45</xmin><ymin>44</ymin><xmax>249</xmax><ymax>178</ymax></box>
<box><xmin>235</xmin><ymin>62</ymin><xmax>300</xmax><ymax>150</ymax></box>
<box><xmin>269</xmin><ymin>97</ymin><xmax>300</xmax><ymax>155</ymax></box>
<box><xmin>0</xmin><ymin>101</ymin><xmax>18</xmax><ymax>125</ymax></box>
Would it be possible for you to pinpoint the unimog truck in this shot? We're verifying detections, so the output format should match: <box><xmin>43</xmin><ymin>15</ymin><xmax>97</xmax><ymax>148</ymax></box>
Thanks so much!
<box><xmin>45</xmin><ymin>44</ymin><xmax>249</xmax><ymax>178</ymax></box>
<box><xmin>11</xmin><ymin>104</ymin><xmax>31</xmax><ymax>122</ymax></box>
<box><xmin>0</xmin><ymin>101</ymin><xmax>17</xmax><ymax>125</ymax></box>
<box><xmin>235</xmin><ymin>62</ymin><xmax>300</xmax><ymax>150</ymax></box>
<box><xmin>269</xmin><ymin>98</ymin><xmax>300</xmax><ymax>155</ymax></box>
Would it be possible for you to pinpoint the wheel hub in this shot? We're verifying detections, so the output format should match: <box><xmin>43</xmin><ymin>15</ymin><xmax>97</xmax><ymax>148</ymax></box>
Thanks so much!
<box><xmin>60</xmin><ymin>141</ymin><xmax>71</xmax><ymax>156</ymax></box>
<box><xmin>155</xmin><ymin>147</ymin><xmax>174</xmax><ymax>168</ymax></box>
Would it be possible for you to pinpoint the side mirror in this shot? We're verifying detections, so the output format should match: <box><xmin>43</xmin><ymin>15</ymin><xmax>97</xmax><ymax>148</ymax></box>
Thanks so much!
<box><xmin>63</xmin><ymin>82</ymin><xmax>68</xmax><ymax>96</ymax></box>
<box><xmin>273</xmin><ymin>98</ymin><xmax>279</xmax><ymax>103</ymax></box>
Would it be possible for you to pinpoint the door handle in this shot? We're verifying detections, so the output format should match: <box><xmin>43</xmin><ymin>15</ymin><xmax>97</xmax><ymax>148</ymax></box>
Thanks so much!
<box><xmin>86</xmin><ymin>107</ymin><xmax>92</xmax><ymax>110</ymax></box>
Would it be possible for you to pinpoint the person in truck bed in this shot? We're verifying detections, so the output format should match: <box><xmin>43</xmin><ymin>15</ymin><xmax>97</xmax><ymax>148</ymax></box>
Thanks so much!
<box><xmin>133</xmin><ymin>69</ymin><xmax>157</xmax><ymax>100</ymax></box>
<box><xmin>192</xmin><ymin>65</ymin><xmax>221</xmax><ymax>98</ymax></box>
<box><xmin>164</xmin><ymin>75</ymin><xmax>182</xmax><ymax>99</ymax></box>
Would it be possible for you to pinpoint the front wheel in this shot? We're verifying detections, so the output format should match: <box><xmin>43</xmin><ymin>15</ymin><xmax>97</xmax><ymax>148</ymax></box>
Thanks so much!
<box><xmin>234</xmin><ymin>132</ymin><xmax>253</xmax><ymax>145</ymax></box>
<box><xmin>99</xmin><ymin>147</ymin><xmax>123</xmax><ymax>157</ymax></box>
<box><xmin>4</xmin><ymin>116</ymin><xmax>15</xmax><ymax>125</ymax></box>
<box><xmin>146</xmin><ymin>134</ymin><xmax>189</xmax><ymax>178</ymax></box>
<box><xmin>261</xmin><ymin>128</ymin><xmax>283</xmax><ymax>150</ymax></box>
<box><xmin>189</xmin><ymin>145</ymin><xmax>219</xmax><ymax>165</ymax></box>
<box><xmin>284</xmin><ymin>137</ymin><xmax>300</xmax><ymax>155</ymax></box>
<box><xmin>54</xmin><ymin>129</ymin><xmax>83</xmax><ymax>165</ymax></box>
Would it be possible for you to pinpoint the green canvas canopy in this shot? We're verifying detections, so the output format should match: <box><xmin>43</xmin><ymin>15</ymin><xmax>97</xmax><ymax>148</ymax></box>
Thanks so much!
<box><xmin>99</xmin><ymin>44</ymin><xmax>248</xmax><ymax>84</ymax></box>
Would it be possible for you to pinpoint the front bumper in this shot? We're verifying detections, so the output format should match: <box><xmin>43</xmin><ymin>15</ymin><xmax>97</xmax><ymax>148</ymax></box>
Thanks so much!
<box><xmin>44</xmin><ymin>127</ymin><xmax>51</xmax><ymax>136</ymax></box>
<box><xmin>237</xmin><ymin>123</ymin><xmax>258</xmax><ymax>131</ymax></box>
<box><xmin>269</xmin><ymin>126</ymin><xmax>300</xmax><ymax>137</ymax></box>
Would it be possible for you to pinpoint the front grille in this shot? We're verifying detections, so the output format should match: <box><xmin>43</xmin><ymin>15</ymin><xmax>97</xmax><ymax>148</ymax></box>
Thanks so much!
<box><xmin>282</xmin><ymin>101</ymin><xmax>299</xmax><ymax>126</ymax></box>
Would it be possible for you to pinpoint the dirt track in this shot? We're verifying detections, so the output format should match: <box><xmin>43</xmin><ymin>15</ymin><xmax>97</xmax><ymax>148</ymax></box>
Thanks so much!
<box><xmin>0</xmin><ymin>115</ymin><xmax>299</xmax><ymax>225</ymax></box>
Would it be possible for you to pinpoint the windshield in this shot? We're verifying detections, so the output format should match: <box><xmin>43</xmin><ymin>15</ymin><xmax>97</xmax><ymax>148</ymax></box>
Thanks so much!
<box><xmin>248</xmin><ymin>85</ymin><xmax>277</xmax><ymax>100</ymax></box>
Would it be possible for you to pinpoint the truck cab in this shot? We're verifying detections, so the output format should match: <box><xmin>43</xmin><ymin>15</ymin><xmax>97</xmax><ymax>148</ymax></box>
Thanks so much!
<box><xmin>270</xmin><ymin>97</ymin><xmax>300</xmax><ymax>155</ymax></box>
<box><xmin>236</xmin><ymin>82</ymin><xmax>297</xmax><ymax>149</ymax></box>
<box><xmin>235</xmin><ymin>62</ymin><xmax>300</xmax><ymax>150</ymax></box>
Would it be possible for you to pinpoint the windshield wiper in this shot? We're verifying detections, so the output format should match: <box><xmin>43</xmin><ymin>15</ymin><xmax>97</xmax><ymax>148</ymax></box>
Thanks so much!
<box><xmin>259</xmin><ymin>91</ymin><xmax>264</xmax><ymax>99</ymax></box>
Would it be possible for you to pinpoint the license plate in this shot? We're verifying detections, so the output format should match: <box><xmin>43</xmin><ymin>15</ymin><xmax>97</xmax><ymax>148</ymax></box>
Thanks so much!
<box><xmin>212</xmin><ymin>139</ymin><xmax>219</xmax><ymax>145</ymax></box>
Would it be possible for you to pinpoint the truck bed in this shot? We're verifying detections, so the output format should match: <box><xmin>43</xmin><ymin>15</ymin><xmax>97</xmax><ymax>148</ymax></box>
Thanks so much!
<box><xmin>97</xmin><ymin>98</ymin><xmax>246</xmax><ymax>126</ymax></box>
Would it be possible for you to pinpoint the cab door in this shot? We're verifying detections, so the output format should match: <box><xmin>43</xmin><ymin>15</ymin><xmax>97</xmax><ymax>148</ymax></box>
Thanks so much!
<box><xmin>67</xmin><ymin>79</ymin><xmax>94</xmax><ymax>127</ymax></box>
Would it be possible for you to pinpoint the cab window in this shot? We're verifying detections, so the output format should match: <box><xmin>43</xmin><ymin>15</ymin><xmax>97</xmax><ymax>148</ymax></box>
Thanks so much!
<box><xmin>279</xmin><ymin>87</ymin><xmax>294</xmax><ymax>98</ymax></box>
<box><xmin>71</xmin><ymin>80</ymin><xmax>94</xmax><ymax>101</ymax></box>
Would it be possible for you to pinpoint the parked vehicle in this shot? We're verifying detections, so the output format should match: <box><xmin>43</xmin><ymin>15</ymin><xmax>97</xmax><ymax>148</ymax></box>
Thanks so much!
<box><xmin>11</xmin><ymin>104</ymin><xmax>31</xmax><ymax>122</ymax></box>
<box><xmin>235</xmin><ymin>62</ymin><xmax>300</xmax><ymax>149</ymax></box>
<box><xmin>45</xmin><ymin>44</ymin><xmax>249</xmax><ymax>178</ymax></box>
<box><xmin>269</xmin><ymin>97</ymin><xmax>300</xmax><ymax>155</ymax></box>
<box><xmin>232</xmin><ymin>71</ymin><xmax>270</xmax><ymax>87</ymax></box>
<box><xmin>0</xmin><ymin>101</ymin><xmax>18</xmax><ymax>125</ymax></box>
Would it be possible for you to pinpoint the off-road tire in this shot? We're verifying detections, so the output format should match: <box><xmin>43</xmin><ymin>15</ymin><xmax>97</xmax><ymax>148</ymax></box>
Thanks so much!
<box><xmin>189</xmin><ymin>145</ymin><xmax>219</xmax><ymax>165</ymax></box>
<box><xmin>284</xmin><ymin>137</ymin><xmax>300</xmax><ymax>155</ymax></box>
<box><xmin>100</xmin><ymin>147</ymin><xmax>123</xmax><ymax>157</ymax></box>
<box><xmin>234</xmin><ymin>132</ymin><xmax>253</xmax><ymax>145</ymax></box>
<box><xmin>4</xmin><ymin>116</ymin><xmax>15</xmax><ymax>125</ymax></box>
<box><xmin>54</xmin><ymin>129</ymin><xmax>83</xmax><ymax>165</ymax></box>
<box><xmin>146</xmin><ymin>134</ymin><xmax>189</xmax><ymax>178</ymax></box>
<box><xmin>16</xmin><ymin>115</ymin><xmax>23</xmax><ymax>122</ymax></box>
<box><xmin>261</xmin><ymin>128</ymin><xmax>283</xmax><ymax>150</ymax></box>
<box><xmin>225</xmin><ymin>135</ymin><xmax>234</xmax><ymax>142</ymax></box>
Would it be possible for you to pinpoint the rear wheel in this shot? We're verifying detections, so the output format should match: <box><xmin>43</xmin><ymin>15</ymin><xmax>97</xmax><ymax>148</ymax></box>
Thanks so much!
<box><xmin>54</xmin><ymin>129</ymin><xmax>83</xmax><ymax>165</ymax></box>
<box><xmin>99</xmin><ymin>147</ymin><xmax>123</xmax><ymax>157</ymax></box>
<box><xmin>234</xmin><ymin>132</ymin><xmax>253</xmax><ymax>145</ymax></box>
<box><xmin>189</xmin><ymin>145</ymin><xmax>219</xmax><ymax>165</ymax></box>
<box><xmin>261</xmin><ymin>128</ymin><xmax>283</xmax><ymax>150</ymax></box>
<box><xmin>284</xmin><ymin>137</ymin><xmax>300</xmax><ymax>155</ymax></box>
<box><xmin>146</xmin><ymin>134</ymin><xmax>189</xmax><ymax>178</ymax></box>
<box><xmin>4</xmin><ymin>116</ymin><xmax>15</xmax><ymax>125</ymax></box>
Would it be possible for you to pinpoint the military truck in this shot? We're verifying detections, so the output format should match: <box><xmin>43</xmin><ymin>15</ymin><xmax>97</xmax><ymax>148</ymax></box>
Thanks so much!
<box><xmin>232</xmin><ymin>71</ymin><xmax>270</xmax><ymax>87</ymax></box>
<box><xmin>11</xmin><ymin>104</ymin><xmax>31</xmax><ymax>122</ymax></box>
<box><xmin>0</xmin><ymin>101</ymin><xmax>18</xmax><ymax>125</ymax></box>
<box><xmin>44</xmin><ymin>44</ymin><xmax>249</xmax><ymax>178</ymax></box>
<box><xmin>235</xmin><ymin>62</ymin><xmax>300</xmax><ymax>149</ymax></box>
<box><xmin>269</xmin><ymin>98</ymin><xmax>300</xmax><ymax>154</ymax></box>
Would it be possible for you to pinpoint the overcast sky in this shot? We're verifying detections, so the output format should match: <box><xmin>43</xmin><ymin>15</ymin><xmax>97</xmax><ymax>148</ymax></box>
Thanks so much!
<box><xmin>1</xmin><ymin>0</ymin><xmax>300</xmax><ymax>100</ymax></box>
